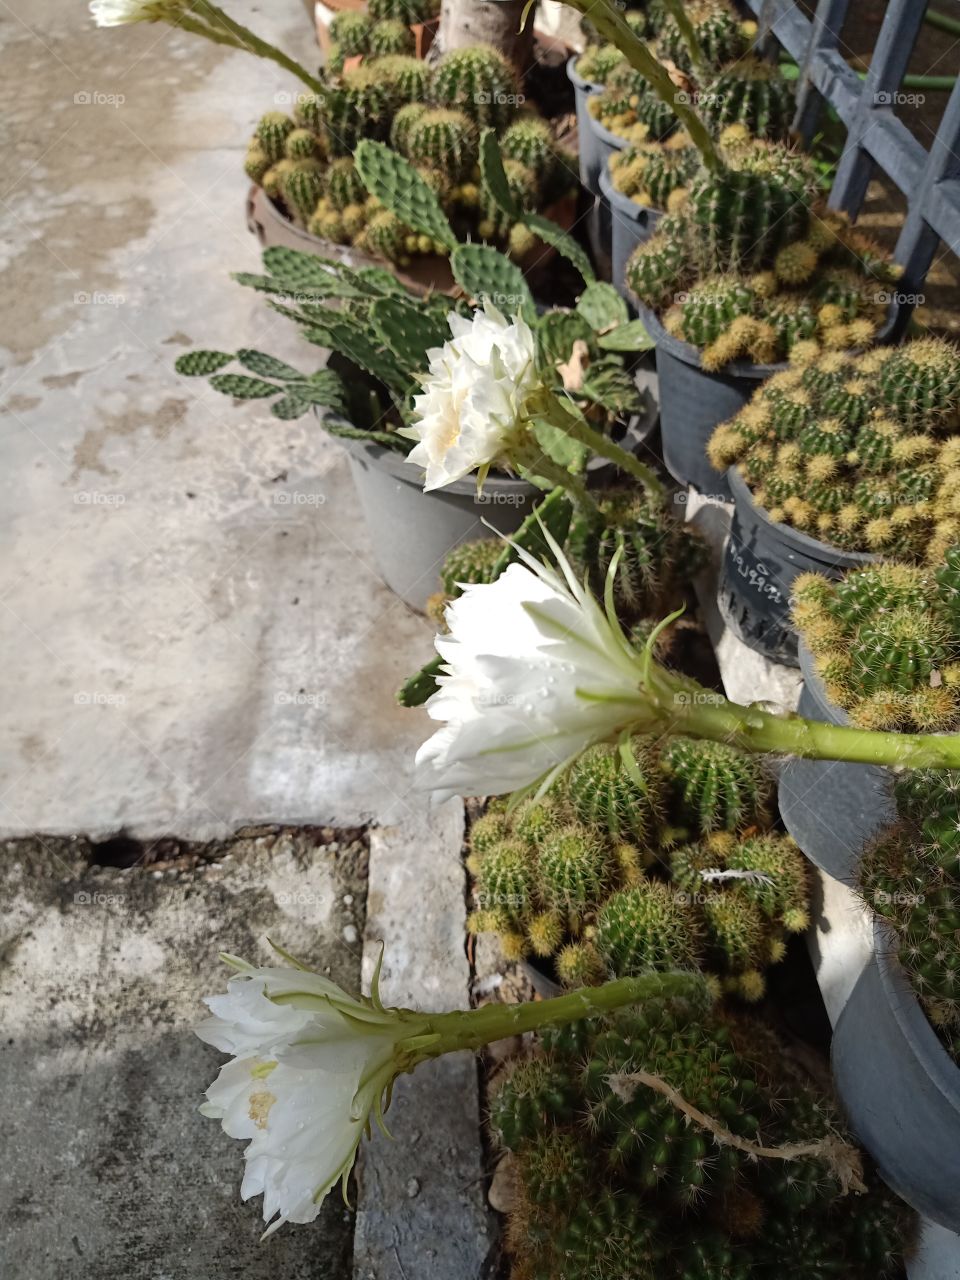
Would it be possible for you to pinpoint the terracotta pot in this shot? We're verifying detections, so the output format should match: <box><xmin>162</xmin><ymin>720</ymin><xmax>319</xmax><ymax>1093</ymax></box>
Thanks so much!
<box><xmin>247</xmin><ymin>183</ymin><xmax>578</xmax><ymax>299</ymax></box>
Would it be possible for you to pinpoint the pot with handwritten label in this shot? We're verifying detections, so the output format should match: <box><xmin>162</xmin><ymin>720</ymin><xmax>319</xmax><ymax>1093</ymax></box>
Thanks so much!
<box><xmin>717</xmin><ymin>467</ymin><xmax>878</xmax><ymax>667</ymax></box>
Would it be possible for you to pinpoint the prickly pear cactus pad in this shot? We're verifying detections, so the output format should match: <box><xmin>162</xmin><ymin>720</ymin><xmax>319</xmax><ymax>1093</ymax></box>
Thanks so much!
<box><xmin>492</xmin><ymin>998</ymin><xmax>912</xmax><ymax>1279</ymax></box>
<box><xmin>709</xmin><ymin>340</ymin><xmax>960</xmax><ymax>557</ymax></box>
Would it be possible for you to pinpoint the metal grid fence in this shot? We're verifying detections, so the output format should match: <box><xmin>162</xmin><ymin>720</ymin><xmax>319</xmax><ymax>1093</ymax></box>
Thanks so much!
<box><xmin>746</xmin><ymin>0</ymin><xmax>960</xmax><ymax>336</ymax></box>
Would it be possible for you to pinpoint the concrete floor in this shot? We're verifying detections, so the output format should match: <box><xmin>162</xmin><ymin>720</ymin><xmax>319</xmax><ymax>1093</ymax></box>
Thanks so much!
<box><xmin>0</xmin><ymin>4</ymin><xmax>489</xmax><ymax>1277</ymax></box>
<box><xmin>0</xmin><ymin>0</ymin><xmax>433</xmax><ymax>840</ymax></box>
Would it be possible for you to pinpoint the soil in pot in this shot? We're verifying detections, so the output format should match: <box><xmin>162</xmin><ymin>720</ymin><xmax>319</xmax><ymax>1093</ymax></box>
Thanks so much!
<box><xmin>718</xmin><ymin>466</ymin><xmax>879</xmax><ymax>667</ymax></box>
<box><xmin>832</xmin><ymin>920</ymin><xmax>960</xmax><ymax>1233</ymax></box>
<box><xmin>778</xmin><ymin>642</ymin><xmax>896</xmax><ymax>885</ymax></box>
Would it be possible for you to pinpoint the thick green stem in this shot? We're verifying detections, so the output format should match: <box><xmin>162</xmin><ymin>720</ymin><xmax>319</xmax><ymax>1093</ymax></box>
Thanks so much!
<box><xmin>189</xmin><ymin>0</ymin><xmax>326</xmax><ymax>93</ymax></box>
<box><xmin>537</xmin><ymin>393</ymin><xmax>665</xmax><ymax>501</ymax></box>
<box><xmin>513</xmin><ymin>442</ymin><xmax>598</xmax><ymax>517</ymax></box>
<box><xmin>646</xmin><ymin>668</ymin><xmax>960</xmax><ymax>769</ymax></box>
<box><xmin>661</xmin><ymin>0</ymin><xmax>707</xmax><ymax>78</ymax></box>
<box><xmin>561</xmin><ymin>0</ymin><xmax>720</xmax><ymax>171</ymax></box>
<box><xmin>411</xmin><ymin>971</ymin><xmax>705</xmax><ymax>1059</ymax></box>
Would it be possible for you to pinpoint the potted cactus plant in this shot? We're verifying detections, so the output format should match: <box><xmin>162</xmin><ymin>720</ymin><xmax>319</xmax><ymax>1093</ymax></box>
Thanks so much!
<box><xmin>493</xmin><ymin>995</ymin><xmax>912</xmax><ymax>1278</ymax></box>
<box><xmin>316</xmin><ymin>0</ymin><xmax>442</xmax><ymax>66</ymax></box>
<box><xmin>778</xmin><ymin>548</ymin><xmax>960</xmax><ymax>882</ymax></box>
<box><xmin>830</xmin><ymin>803</ymin><xmax>960</xmax><ymax>1232</ymax></box>
<box><xmin>708</xmin><ymin>337</ymin><xmax>960</xmax><ymax>664</ymax></box>
<box><xmin>246</xmin><ymin>44</ymin><xmax>579</xmax><ymax>292</ymax></box>
<box><xmin>181</xmin><ymin>140</ymin><xmax>655</xmax><ymax>611</ymax></box>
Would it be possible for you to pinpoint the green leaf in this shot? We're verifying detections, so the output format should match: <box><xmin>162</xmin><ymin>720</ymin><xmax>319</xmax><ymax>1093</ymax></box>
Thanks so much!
<box><xmin>321</xmin><ymin>417</ymin><xmax>409</xmax><ymax>452</ymax></box>
<box><xmin>236</xmin><ymin>350</ymin><xmax>304</xmax><ymax>380</ymax></box>
<box><xmin>208</xmin><ymin>373</ymin><xmax>280</xmax><ymax>399</ymax></box>
<box><xmin>369</xmin><ymin>297</ymin><xmax>450</xmax><ymax>373</ymax></box>
<box><xmin>597</xmin><ymin>318</ymin><xmax>656</xmax><ymax>352</ymax></box>
<box><xmin>490</xmin><ymin>487</ymin><xmax>573</xmax><ymax>579</ymax></box>
<box><xmin>355</xmin><ymin>141</ymin><xmax>457</xmax><ymax>251</ymax></box>
<box><xmin>175</xmin><ymin>350</ymin><xmax>233</xmax><ymax>376</ymax></box>
<box><xmin>576</xmin><ymin>282</ymin><xmax>629</xmax><ymax>333</ymax></box>
<box><xmin>270</xmin><ymin>394</ymin><xmax>312</xmax><ymax>420</ymax></box>
<box><xmin>450</xmin><ymin>244</ymin><xmax>536</xmax><ymax>322</ymax></box>
<box><xmin>396</xmin><ymin>654</ymin><xmax>444</xmax><ymax>708</ymax></box>
<box><xmin>522</xmin><ymin>212</ymin><xmax>595</xmax><ymax>284</ymax></box>
<box><xmin>478</xmin><ymin>128</ymin><xmax>521</xmax><ymax>221</ymax></box>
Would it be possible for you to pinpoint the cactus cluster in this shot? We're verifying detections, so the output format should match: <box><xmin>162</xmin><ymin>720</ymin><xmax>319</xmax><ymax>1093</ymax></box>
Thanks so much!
<box><xmin>587</xmin><ymin>63</ymin><xmax>680</xmax><ymax>145</ymax></box>
<box><xmin>609</xmin><ymin>138</ymin><xmax>699</xmax><ymax>212</ymax></box>
<box><xmin>710</xmin><ymin>340</ymin><xmax>960</xmax><ymax>556</ymax></box>
<box><xmin>466</xmin><ymin>739</ymin><xmax>792</xmax><ymax>998</ymax></box>
<box><xmin>493</xmin><ymin>998</ymin><xmax>910</xmax><ymax>1279</ymax></box>
<box><xmin>792</xmin><ymin>556</ymin><xmax>960</xmax><ymax>730</ymax></box>
<box><xmin>247</xmin><ymin>49</ymin><xmax>573</xmax><ymax>265</ymax></box>
<box><xmin>860</xmin><ymin>811</ymin><xmax>960</xmax><ymax>1062</ymax></box>
<box><xmin>325</xmin><ymin>0</ymin><xmax>437</xmax><ymax>69</ymax></box>
<box><xmin>625</xmin><ymin>136</ymin><xmax>899</xmax><ymax>366</ymax></box>
<box><xmin>573</xmin><ymin>42</ymin><xmax>627</xmax><ymax>87</ymax></box>
<box><xmin>655</xmin><ymin>1</ymin><xmax>751</xmax><ymax>75</ymax></box>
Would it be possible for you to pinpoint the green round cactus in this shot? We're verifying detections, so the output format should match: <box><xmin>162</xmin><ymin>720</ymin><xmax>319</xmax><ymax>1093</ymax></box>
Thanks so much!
<box><xmin>293</xmin><ymin>93</ymin><xmax>324</xmax><ymax>133</ymax></box>
<box><xmin>656</xmin><ymin>6</ymin><xmax>747</xmax><ymax>73</ymax></box>
<box><xmin>368</xmin><ymin>17</ymin><xmax>414</xmax><ymax>56</ymax></box>
<box><xmin>594</xmin><ymin>882</ymin><xmax>702</xmax><ymax>976</ymax></box>
<box><xmin>878</xmin><ymin>338</ymin><xmax>960</xmax><ymax>432</ymax></box>
<box><xmin>328</xmin><ymin>9</ymin><xmax>372</xmax><ymax>55</ymax></box>
<box><xmin>390</xmin><ymin>101</ymin><xmax>428</xmax><ymax>154</ymax></box>
<box><xmin>538</xmin><ymin>825</ymin><xmax>612</xmax><ymax>928</ymax></box>
<box><xmin>430</xmin><ymin>44</ymin><xmax>521</xmax><ymax>130</ymax></box>
<box><xmin>470</xmin><ymin>809</ymin><xmax>510</xmax><ymax>858</ymax></box>
<box><xmin>475</xmin><ymin>838</ymin><xmax>534</xmax><ymax>925</ymax></box>
<box><xmin>369</xmin><ymin>52</ymin><xmax>430</xmax><ymax>105</ymax></box>
<box><xmin>574</xmin><ymin>43</ymin><xmax>625</xmax><ymax>86</ymax></box>
<box><xmin>564</xmin><ymin>736</ymin><xmax>663</xmax><ymax>844</ymax></box>
<box><xmin>437</xmin><ymin>539</ymin><xmax>502</xmax><ymax>596</ymax></box>
<box><xmin>261</xmin><ymin>158</ymin><xmax>297</xmax><ymax>200</ymax></box>
<box><xmin>660</xmin><ymin>737</ymin><xmax>770</xmax><ymax>836</ymax></box>
<box><xmin>554</xmin><ymin>940</ymin><xmax>605</xmax><ymax>987</ymax></box>
<box><xmin>625</xmin><ymin>212</ymin><xmax>690</xmax><ymax>307</ymax></box>
<box><xmin>244</xmin><ymin>141</ymin><xmax>271</xmax><ymax>184</ymax></box>
<box><xmin>512</xmin><ymin>797</ymin><xmax>562</xmax><ymax>848</ymax></box>
<box><xmin>364</xmin><ymin>208</ymin><xmax>409</xmax><ymax>263</ymax></box>
<box><xmin>283</xmin><ymin>127</ymin><xmax>321</xmax><ymax>161</ymax></box>
<box><xmin>280</xmin><ymin>159</ymin><xmax>325</xmax><ymax>224</ymax></box>
<box><xmin>701</xmin><ymin>59</ymin><xmax>795</xmax><ymax>142</ymax></box>
<box><xmin>321</xmin><ymin>66</ymin><xmax>393</xmax><ymax>155</ymax></box>
<box><xmin>725</xmin><ymin>835</ymin><xmax>810</xmax><ymax>933</ymax></box>
<box><xmin>324</xmin><ymin>157</ymin><xmax>367</xmax><ymax>211</ymax></box>
<box><xmin>255</xmin><ymin>111</ymin><xmax>296</xmax><ymax>163</ymax></box>
<box><xmin>407</xmin><ymin>107</ymin><xmax>478</xmax><ymax>178</ymax></box>
<box><xmin>369</xmin><ymin>0</ymin><xmax>437</xmax><ymax>19</ymax></box>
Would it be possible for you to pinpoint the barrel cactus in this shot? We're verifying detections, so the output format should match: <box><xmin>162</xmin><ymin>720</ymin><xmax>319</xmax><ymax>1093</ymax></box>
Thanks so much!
<box><xmin>564</xmin><ymin>736</ymin><xmax>664</xmax><ymax>844</ymax></box>
<box><xmin>701</xmin><ymin>58</ymin><xmax>795</xmax><ymax>142</ymax></box>
<box><xmin>368</xmin><ymin>0</ymin><xmax>437</xmax><ymax>19</ymax></box>
<box><xmin>438</xmin><ymin>538</ymin><xmax>502</xmax><ymax>596</ymax></box>
<box><xmin>656</xmin><ymin>5</ymin><xmax>748</xmax><ymax>73</ymax></box>
<box><xmin>328</xmin><ymin>9</ymin><xmax>372</xmax><ymax>56</ymax></box>
<box><xmin>430</xmin><ymin>44</ymin><xmax>521</xmax><ymax>130</ymax></box>
<box><xmin>324</xmin><ymin>157</ymin><xmax>366</xmax><ymax>211</ymax></box>
<box><xmin>594</xmin><ymin>882</ymin><xmax>702</xmax><ymax>976</ymax></box>
<box><xmin>280</xmin><ymin>159</ymin><xmax>325</xmax><ymax>224</ymax></box>
<box><xmin>406</xmin><ymin>107</ymin><xmax>478</xmax><ymax>178</ymax></box>
<box><xmin>320</xmin><ymin>67</ymin><xmax>393</xmax><ymax>154</ymax></box>
<box><xmin>368</xmin><ymin>17</ymin><xmax>414</xmax><ymax>56</ymax></box>
<box><xmin>660</xmin><ymin>738</ymin><xmax>771</xmax><ymax>836</ymax></box>
<box><xmin>369</xmin><ymin>52</ymin><xmax>430</xmax><ymax>105</ymax></box>
<box><xmin>255</xmin><ymin>111</ymin><xmax>295</xmax><ymax>163</ymax></box>
<box><xmin>538</xmin><ymin>825</ymin><xmax>613</xmax><ymax>930</ymax></box>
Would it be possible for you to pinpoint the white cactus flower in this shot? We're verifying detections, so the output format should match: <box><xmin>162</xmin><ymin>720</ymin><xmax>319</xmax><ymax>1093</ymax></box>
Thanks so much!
<box><xmin>400</xmin><ymin>301</ymin><xmax>539</xmax><ymax>492</ymax></box>
<box><xmin>89</xmin><ymin>0</ymin><xmax>180</xmax><ymax>25</ymax></box>
<box><xmin>414</xmin><ymin>537</ymin><xmax>666</xmax><ymax>801</ymax></box>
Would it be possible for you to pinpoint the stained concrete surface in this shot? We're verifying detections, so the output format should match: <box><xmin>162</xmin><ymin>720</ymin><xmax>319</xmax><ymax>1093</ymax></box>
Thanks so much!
<box><xmin>0</xmin><ymin>4</ymin><xmax>485</xmax><ymax>1277</ymax></box>
<box><xmin>0</xmin><ymin>0</ymin><xmax>434</xmax><ymax>840</ymax></box>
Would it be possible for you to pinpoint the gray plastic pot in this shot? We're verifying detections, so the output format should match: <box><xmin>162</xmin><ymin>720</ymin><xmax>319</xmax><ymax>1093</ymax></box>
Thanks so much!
<box><xmin>599</xmin><ymin>160</ymin><xmax>662</xmax><ymax>301</ymax></box>
<box><xmin>338</xmin><ymin>436</ymin><xmax>538</xmax><ymax>612</ymax></box>
<box><xmin>832</xmin><ymin>920</ymin><xmax>960</xmax><ymax>1232</ymax></box>
<box><xmin>718</xmin><ymin>467</ymin><xmax>878</xmax><ymax>666</ymax></box>
<box><xmin>778</xmin><ymin>641</ymin><xmax>895</xmax><ymax>885</ymax></box>
<box><xmin>336</xmin><ymin>395</ymin><xmax>660</xmax><ymax>613</ymax></box>
<box><xmin>567</xmin><ymin>55</ymin><xmax>606</xmax><ymax>196</ymax></box>
<box><xmin>633</xmin><ymin>305</ymin><xmax>781</xmax><ymax>499</ymax></box>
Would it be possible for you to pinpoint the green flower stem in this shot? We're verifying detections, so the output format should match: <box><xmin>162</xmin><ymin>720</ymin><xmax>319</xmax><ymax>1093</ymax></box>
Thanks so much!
<box><xmin>403</xmin><ymin>972</ymin><xmax>706</xmax><ymax>1063</ymax></box>
<box><xmin>535</xmin><ymin>393</ymin><xmax>665</xmax><ymax>501</ymax></box>
<box><xmin>661</xmin><ymin>0</ymin><xmax>707</xmax><ymax>78</ymax></box>
<box><xmin>513</xmin><ymin>443</ymin><xmax>598</xmax><ymax>516</ymax></box>
<box><xmin>644</xmin><ymin>664</ymin><xmax>960</xmax><ymax>769</ymax></box>
<box><xmin>188</xmin><ymin>0</ymin><xmax>326</xmax><ymax>93</ymax></box>
<box><xmin>559</xmin><ymin>0</ymin><xmax>721</xmax><ymax>172</ymax></box>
